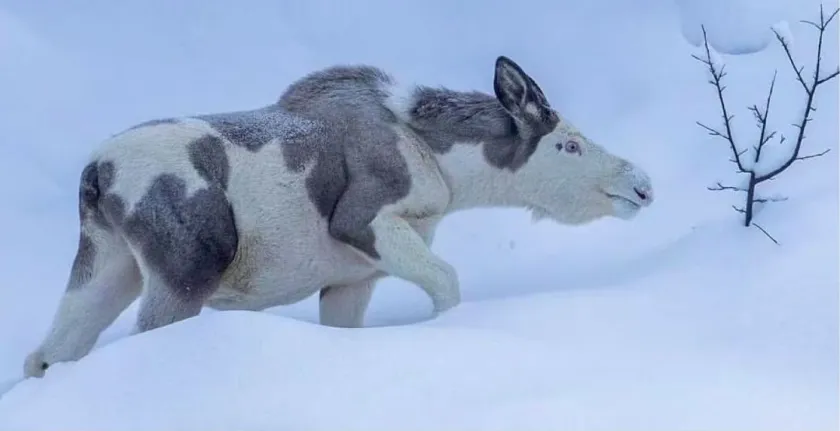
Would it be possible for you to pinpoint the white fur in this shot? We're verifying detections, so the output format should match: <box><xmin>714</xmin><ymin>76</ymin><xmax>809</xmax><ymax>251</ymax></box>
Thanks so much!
<box><xmin>382</xmin><ymin>81</ymin><xmax>417</xmax><ymax>125</ymax></box>
<box><xmin>25</xmin><ymin>65</ymin><xmax>655</xmax><ymax>378</ymax></box>
<box><xmin>24</xmin><ymin>239</ymin><xmax>140</xmax><ymax>378</ymax></box>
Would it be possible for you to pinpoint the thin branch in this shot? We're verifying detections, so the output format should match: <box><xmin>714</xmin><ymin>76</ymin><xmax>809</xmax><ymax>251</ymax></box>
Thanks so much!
<box><xmin>754</xmin><ymin>196</ymin><xmax>788</xmax><ymax>203</ymax></box>
<box><xmin>760</xmin><ymin>131</ymin><xmax>777</xmax><ymax>146</ymax></box>
<box><xmin>772</xmin><ymin>29</ymin><xmax>810</xmax><ymax>94</ymax></box>
<box><xmin>817</xmin><ymin>69</ymin><xmax>840</xmax><ymax>85</ymax></box>
<box><xmin>694</xmin><ymin>25</ymin><xmax>748</xmax><ymax>173</ymax></box>
<box><xmin>753</xmin><ymin>223</ymin><xmax>780</xmax><ymax>245</ymax></box>
<box><xmin>732</xmin><ymin>205</ymin><xmax>746</xmax><ymax>214</ymax></box>
<box><xmin>795</xmin><ymin>148</ymin><xmax>831</xmax><ymax>160</ymax></box>
<box><xmin>801</xmin><ymin>20</ymin><xmax>822</xmax><ymax>30</ymax></box>
<box><xmin>696</xmin><ymin>121</ymin><xmax>729</xmax><ymax>138</ymax></box>
<box><xmin>753</xmin><ymin>71</ymin><xmax>777</xmax><ymax>164</ymax></box>
<box><xmin>708</xmin><ymin>182</ymin><xmax>746</xmax><ymax>192</ymax></box>
<box><xmin>823</xmin><ymin>5</ymin><xmax>840</xmax><ymax>27</ymax></box>
<box><xmin>755</xmin><ymin>7</ymin><xmax>840</xmax><ymax>183</ymax></box>
<box><xmin>730</xmin><ymin>148</ymin><xmax>748</xmax><ymax>164</ymax></box>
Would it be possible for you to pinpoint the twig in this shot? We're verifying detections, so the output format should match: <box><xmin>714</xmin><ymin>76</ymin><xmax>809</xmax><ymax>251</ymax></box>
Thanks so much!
<box><xmin>753</xmin><ymin>223</ymin><xmax>780</xmax><ymax>245</ymax></box>
<box><xmin>795</xmin><ymin>148</ymin><xmax>831</xmax><ymax>160</ymax></box>
<box><xmin>754</xmin><ymin>196</ymin><xmax>788</xmax><ymax>204</ymax></box>
<box><xmin>708</xmin><ymin>182</ymin><xmax>746</xmax><ymax>192</ymax></box>
<box><xmin>752</xmin><ymin>71</ymin><xmax>777</xmax><ymax>164</ymax></box>
<box><xmin>693</xmin><ymin>25</ymin><xmax>748</xmax><ymax>173</ymax></box>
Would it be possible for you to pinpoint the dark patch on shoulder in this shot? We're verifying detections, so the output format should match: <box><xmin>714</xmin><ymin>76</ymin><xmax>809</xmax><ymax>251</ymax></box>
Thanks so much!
<box><xmin>277</xmin><ymin>65</ymin><xmax>395</xmax><ymax>113</ymax></box>
<box><xmin>121</xmin><ymin>174</ymin><xmax>238</xmax><ymax>300</ymax></box>
<box><xmin>272</xmin><ymin>65</ymin><xmax>416</xmax><ymax>258</ymax></box>
<box><xmin>325</xmin><ymin>122</ymin><xmax>412</xmax><ymax>259</ymax></box>
<box><xmin>188</xmin><ymin>135</ymin><xmax>230</xmax><ymax>190</ymax></box>
<box><xmin>66</xmin><ymin>233</ymin><xmax>95</xmax><ymax>291</ymax></box>
<box><xmin>279</xmin><ymin>120</ymin><xmax>348</xmax><ymax>219</ymax></box>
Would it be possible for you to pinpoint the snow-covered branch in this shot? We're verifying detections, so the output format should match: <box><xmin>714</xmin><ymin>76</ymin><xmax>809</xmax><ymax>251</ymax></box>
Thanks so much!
<box><xmin>694</xmin><ymin>4</ymin><xmax>839</xmax><ymax>242</ymax></box>
<box><xmin>755</xmin><ymin>4</ymin><xmax>839</xmax><ymax>183</ymax></box>
<box><xmin>692</xmin><ymin>25</ymin><xmax>748</xmax><ymax>174</ymax></box>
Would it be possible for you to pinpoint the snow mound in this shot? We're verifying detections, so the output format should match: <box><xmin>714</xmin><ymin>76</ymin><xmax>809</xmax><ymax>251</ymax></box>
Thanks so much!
<box><xmin>1</xmin><ymin>193</ymin><xmax>836</xmax><ymax>430</ymax></box>
<box><xmin>674</xmin><ymin>0</ymin><xmax>798</xmax><ymax>54</ymax></box>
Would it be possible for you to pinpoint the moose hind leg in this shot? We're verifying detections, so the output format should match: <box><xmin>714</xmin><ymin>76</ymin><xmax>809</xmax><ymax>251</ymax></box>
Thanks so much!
<box><xmin>124</xmin><ymin>175</ymin><xmax>238</xmax><ymax>334</ymax></box>
<box><xmin>319</xmin><ymin>276</ymin><xmax>379</xmax><ymax>328</ymax></box>
<box><xmin>24</xmin><ymin>229</ymin><xmax>142</xmax><ymax>378</ymax></box>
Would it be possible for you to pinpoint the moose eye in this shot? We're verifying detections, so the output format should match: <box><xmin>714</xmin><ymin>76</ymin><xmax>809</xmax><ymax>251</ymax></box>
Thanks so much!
<box><xmin>561</xmin><ymin>140</ymin><xmax>580</xmax><ymax>155</ymax></box>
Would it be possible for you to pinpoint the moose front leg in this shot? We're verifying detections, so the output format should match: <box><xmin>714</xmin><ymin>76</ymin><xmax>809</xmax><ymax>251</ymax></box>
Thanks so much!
<box><xmin>368</xmin><ymin>212</ymin><xmax>460</xmax><ymax>313</ymax></box>
<box><xmin>330</xmin><ymin>191</ymin><xmax>460</xmax><ymax>314</ymax></box>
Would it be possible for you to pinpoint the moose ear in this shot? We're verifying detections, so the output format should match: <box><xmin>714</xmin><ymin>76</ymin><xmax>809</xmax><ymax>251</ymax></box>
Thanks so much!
<box><xmin>493</xmin><ymin>56</ymin><xmax>550</xmax><ymax>118</ymax></box>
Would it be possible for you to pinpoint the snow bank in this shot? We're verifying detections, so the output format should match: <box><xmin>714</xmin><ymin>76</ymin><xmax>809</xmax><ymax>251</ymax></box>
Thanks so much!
<box><xmin>0</xmin><ymin>0</ymin><xmax>837</xmax><ymax>429</ymax></box>
<box><xmin>1</xmin><ymin>191</ymin><xmax>836</xmax><ymax>430</ymax></box>
<box><xmin>674</xmin><ymin>0</ymin><xmax>819</xmax><ymax>54</ymax></box>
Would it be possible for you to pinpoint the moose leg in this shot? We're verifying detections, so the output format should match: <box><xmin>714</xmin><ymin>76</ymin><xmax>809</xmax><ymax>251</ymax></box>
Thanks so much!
<box><xmin>130</xmin><ymin>272</ymin><xmax>209</xmax><ymax>333</ymax></box>
<box><xmin>319</xmin><ymin>276</ymin><xmax>380</xmax><ymax>328</ymax></box>
<box><xmin>368</xmin><ymin>213</ymin><xmax>460</xmax><ymax>312</ymax></box>
<box><xmin>330</xmin><ymin>179</ymin><xmax>459</xmax><ymax>314</ymax></box>
<box><xmin>24</xmin><ymin>232</ymin><xmax>142</xmax><ymax>378</ymax></box>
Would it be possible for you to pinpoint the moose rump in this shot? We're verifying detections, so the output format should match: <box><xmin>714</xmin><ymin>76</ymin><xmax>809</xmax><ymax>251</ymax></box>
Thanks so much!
<box><xmin>23</xmin><ymin>113</ymin><xmax>374</xmax><ymax>377</ymax></box>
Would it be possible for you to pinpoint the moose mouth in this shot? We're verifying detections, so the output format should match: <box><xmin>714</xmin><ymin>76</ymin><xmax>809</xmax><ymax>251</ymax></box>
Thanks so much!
<box><xmin>605</xmin><ymin>193</ymin><xmax>642</xmax><ymax>210</ymax></box>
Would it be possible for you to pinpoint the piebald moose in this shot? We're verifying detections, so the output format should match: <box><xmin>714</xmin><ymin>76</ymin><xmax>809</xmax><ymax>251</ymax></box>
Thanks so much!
<box><xmin>24</xmin><ymin>56</ymin><xmax>653</xmax><ymax>378</ymax></box>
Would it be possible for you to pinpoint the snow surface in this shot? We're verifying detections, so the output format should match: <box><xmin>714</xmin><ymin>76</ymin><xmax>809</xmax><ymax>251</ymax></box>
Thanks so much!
<box><xmin>0</xmin><ymin>0</ymin><xmax>838</xmax><ymax>430</ymax></box>
<box><xmin>771</xmin><ymin>20</ymin><xmax>795</xmax><ymax>49</ymax></box>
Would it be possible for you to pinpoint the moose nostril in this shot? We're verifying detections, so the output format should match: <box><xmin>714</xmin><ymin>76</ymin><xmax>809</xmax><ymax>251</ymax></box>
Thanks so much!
<box><xmin>634</xmin><ymin>187</ymin><xmax>647</xmax><ymax>200</ymax></box>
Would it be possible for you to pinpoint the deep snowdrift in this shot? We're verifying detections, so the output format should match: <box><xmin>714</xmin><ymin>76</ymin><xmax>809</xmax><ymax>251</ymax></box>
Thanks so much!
<box><xmin>0</xmin><ymin>0</ymin><xmax>837</xmax><ymax>429</ymax></box>
<box><xmin>0</xmin><ymin>194</ymin><xmax>836</xmax><ymax>430</ymax></box>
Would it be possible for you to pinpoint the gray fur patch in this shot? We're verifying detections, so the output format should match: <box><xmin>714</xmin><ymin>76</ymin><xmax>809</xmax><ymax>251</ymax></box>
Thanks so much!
<box><xmin>98</xmin><ymin>161</ymin><xmax>116</xmax><ymax>191</ymax></box>
<box><xmin>278</xmin><ymin>65</ymin><xmax>398</xmax><ymax>125</ymax></box>
<box><xmin>198</xmin><ymin>105</ymin><xmax>348</xmax><ymax>219</ymax></box>
<box><xmin>277</xmin><ymin>65</ymin><xmax>412</xmax><ymax>259</ymax></box>
<box><xmin>87</xmin><ymin>161</ymin><xmax>118</xmax><ymax>228</ymax></box>
<box><xmin>100</xmin><ymin>194</ymin><xmax>126</xmax><ymax>226</ymax></box>
<box><xmin>79</xmin><ymin>162</ymin><xmax>100</xmax><ymax>215</ymax></box>
<box><xmin>280</xmin><ymin>121</ymin><xmax>348</xmax><ymax>219</ymax></box>
<box><xmin>188</xmin><ymin>135</ymin><xmax>230</xmax><ymax>190</ymax></box>
<box><xmin>197</xmin><ymin>106</ymin><xmax>315</xmax><ymax>152</ymax></box>
<box><xmin>66</xmin><ymin>234</ymin><xmax>95</xmax><ymax>291</ymax></box>
<box><xmin>405</xmin><ymin>86</ymin><xmax>557</xmax><ymax>171</ymax></box>
<box><xmin>121</xmin><ymin>174</ymin><xmax>238</xmax><ymax>301</ymax></box>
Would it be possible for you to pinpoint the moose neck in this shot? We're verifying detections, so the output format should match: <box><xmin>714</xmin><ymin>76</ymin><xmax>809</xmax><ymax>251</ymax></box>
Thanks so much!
<box><xmin>402</xmin><ymin>86</ymin><xmax>529</xmax><ymax>213</ymax></box>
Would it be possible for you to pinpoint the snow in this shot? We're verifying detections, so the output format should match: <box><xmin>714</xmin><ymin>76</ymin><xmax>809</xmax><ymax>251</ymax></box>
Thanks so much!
<box><xmin>771</xmin><ymin>20</ymin><xmax>795</xmax><ymax>48</ymax></box>
<box><xmin>674</xmin><ymin>0</ymin><xmax>798</xmax><ymax>54</ymax></box>
<box><xmin>0</xmin><ymin>0</ymin><xmax>837</xmax><ymax>430</ymax></box>
<box><xmin>702</xmin><ymin>43</ymin><xmax>727</xmax><ymax>78</ymax></box>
